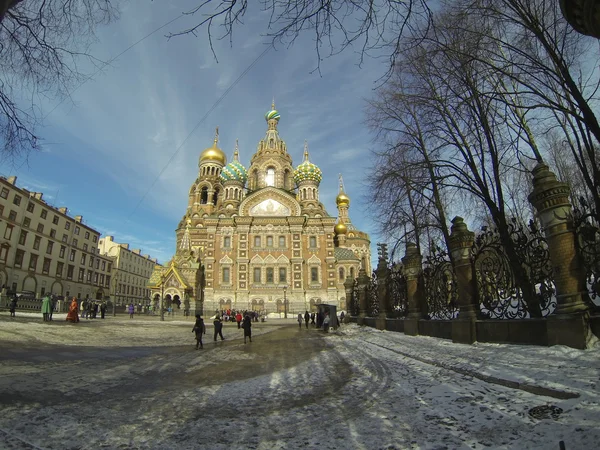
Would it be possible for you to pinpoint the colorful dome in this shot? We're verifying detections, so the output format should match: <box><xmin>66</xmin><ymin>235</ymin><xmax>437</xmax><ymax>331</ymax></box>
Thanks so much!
<box><xmin>265</xmin><ymin>108</ymin><xmax>280</xmax><ymax>122</ymax></box>
<box><xmin>336</xmin><ymin>192</ymin><xmax>350</xmax><ymax>207</ymax></box>
<box><xmin>220</xmin><ymin>160</ymin><xmax>247</xmax><ymax>183</ymax></box>
<box><xmin>200</xmin><ymin>128</ymin><xmax>226</xmax><ymax>166</ymax></box>
<box><xmin>294</xmin><ymin>142</ymin><xmax>322</xmax><ymax>184</ymax></box>
<box><xmin>334</xmin><ymin>222</ymin><xmax>347</xmax><ymax>235</ymax></box>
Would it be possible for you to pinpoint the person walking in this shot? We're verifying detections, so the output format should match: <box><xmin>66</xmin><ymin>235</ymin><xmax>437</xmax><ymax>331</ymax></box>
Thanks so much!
<box><xmin>100</xmin><ymin>302</ymin><xmax>107</xmax><ymax>319</ymax></box>
<box><xmin>297</xmin><ymin>313</ymin><xmax>303</xmax><ymax>329</ymax></box>
<box><xmin>80</xmin><ymin>299</ymin><xmax>86</xmax><ymax>319</ymax></box>
<box><xmin>323</xmin><ymin>312</ymin><xmax>330</xmax><ymax>333</ymax></box>
<box><xmin>235</xmin><ymin>311</ymin><xmax>242</xmax><ymax>329</ymax></box>
<box><xmin>49</xmin><ymin>295</ymin><xmax>56</xmax><ymax>321</ymax></box>
<box><xmin>128</xmin><ymin>303</ymin><xmax>135</xmax><ymax>319</ymax></box>
<box><xmin>192</xmin><ymin>315</ymin><xmax>206</xmax><ymax>349</ymax></box>
<box><xmin>66</xmin><ymin>297</ymin><xmax>80</xmax><ymax>323</ymax></box>
<box><xmin>213</xmin><ymin>315</ymin><xmax>225</xmax><ymax>341</ymax></box>
<box><xmin>304</xmin><ymin>311</ymin><xmax>310</xmax><ymax>329</ymax></box>
<box><xmin>242</xmin><ymin>314</ymin><xmax>252</xmax><ymax>343</ymax></box>
<box><xmin>41</xmin><ymin>293</ymin><xmax>52</xmax><ymax>322</ymax></box>
<box><xmin>9</xmin><ymin>294</ymin><xmax>17</xmax><ymax>318</ymax></box>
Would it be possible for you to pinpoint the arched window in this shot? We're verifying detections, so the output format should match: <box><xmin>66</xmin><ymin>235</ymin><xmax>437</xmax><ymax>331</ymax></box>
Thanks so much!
<box><xmin>253</xmin><ymin>171</ymin><xmax>259</xmax><ymax>189</ymax></box>
<box><xmin>350</xmin><ymin>267</ymin><xmax>355</xmax><ymax>278</ymax></box>
<box><xmin>339</xmin><ymin>267</ymin><xmax>345</xmax><ymax>281</ymax></box>
<box><xmin>213</xmin><ymin>189</ymin><xmax>219</xmax><ymax>205</ymax></box>
<box><xmin>200</xmin><ymin>187</ymin><xmax>208</xmax><ymax>204</ymax></box>
<box><xmin>266</xmin><ymin>167</ymin><xmax>275</xmax><ymax>186</ymax></box>
<box><xmin>283</xmin><ymin>169</ymin><xmax>289</xmax><ymax>189</ymax></box>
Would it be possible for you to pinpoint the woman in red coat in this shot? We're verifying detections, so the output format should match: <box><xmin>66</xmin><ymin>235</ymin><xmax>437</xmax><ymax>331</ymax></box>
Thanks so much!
<box><xmin>65</xmin><ymin>297</ymin><xmax>79</xmax><ymax>323</ymax></box>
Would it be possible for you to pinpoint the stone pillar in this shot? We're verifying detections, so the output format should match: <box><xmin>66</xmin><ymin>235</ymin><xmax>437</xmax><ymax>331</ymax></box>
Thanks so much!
<box><xmin>375</xmin><ymin>253</ymin><xmax>389</xmax><ymax>331</ymax></box>
<box><xmin>343</xmin><ymin>276</ymin><xmax>354</xmax><ymax>323</ymax></box>
<box><xmin>448</xmin><ymin>217</ymin><xmax>477</xmax><ymax>344</ymax></box>
<box><xmin>402</xmin><ymin>242</ymin><xmax>424</xmax><ymax>336</ymax></box>
<box><xmin>357</xmin><ymin>268</ymin><xmax>370</xmax><ymax>326</ymax></box>
<box><xmin>528</xmin><ymin>163</ymin><xmax>591</xmax><ymax>349</ymax></box>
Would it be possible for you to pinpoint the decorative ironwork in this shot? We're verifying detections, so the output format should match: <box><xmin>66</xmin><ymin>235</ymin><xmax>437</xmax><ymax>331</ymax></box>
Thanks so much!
<box><xmin>423</xmin><ymin>245</ymin><xmax>458</xmax><ymax>319</ymax></box>
<box><xmin>388</xmin><ymin>264</ymin><xmax>408</xmax><ymax>318</ymax></box>
<box><xmin>367</xmin><ymin>271</ymin><xmax>380</xmax><ymax>316</ymax></box>
<box><xmin>350</xmin><ymin>278</ymin><xmax>360</xmax><ymax>316</ymax></box>
<box><xmin>472</xmin><ymin>219</ymin><xmax>555</xmax><ymax>319</ymax></box>
<box><xmin>574</xmin><ymin>197</ymin><xmax>600</xmax><ymax>306</ymax></box>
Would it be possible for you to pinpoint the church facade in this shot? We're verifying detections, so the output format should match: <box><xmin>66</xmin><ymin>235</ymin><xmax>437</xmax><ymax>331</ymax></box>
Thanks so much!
<box><xmin>148</xmin><ymin>104</ymin><xmax>371</xmax><ymax>316</ymax></box>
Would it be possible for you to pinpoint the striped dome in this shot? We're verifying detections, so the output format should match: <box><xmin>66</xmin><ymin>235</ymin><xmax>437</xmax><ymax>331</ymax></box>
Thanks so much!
<box><xmin>220</xmin><ymin>160</ymin><xmax>247</xmax><ymax>184</ymax></box>
<box><xmin>293</xmin><ymin>159</ymin><xmax>322</xmax><ymax>184</ymax></box>
<box><xmin>265</xmin><ymin>109</ymin><xmax>280</xmax><ymax>122</ymax></box>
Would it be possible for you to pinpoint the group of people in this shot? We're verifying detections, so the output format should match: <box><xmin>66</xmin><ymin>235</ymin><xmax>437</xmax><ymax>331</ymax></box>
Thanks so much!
<box><xmin>297</xmin><ymin>310</ymin><xmax>346</xmax><ymax>332</ymax></box>
<box><xmin>192</xmin><ymin>311</ymin><xmax>254</xmax><ymax>349</ymax></box>
<box><xmin>80</xmin><ymin>298</ymin><xmax>107</xmax><ymax>320</ymax></box>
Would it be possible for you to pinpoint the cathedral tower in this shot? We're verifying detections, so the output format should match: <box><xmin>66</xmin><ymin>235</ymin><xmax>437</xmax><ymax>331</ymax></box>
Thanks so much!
<box><xmin>220</xmin><ymin>140</ymin><xmax>248</xmax><ymax>214</ymax></box>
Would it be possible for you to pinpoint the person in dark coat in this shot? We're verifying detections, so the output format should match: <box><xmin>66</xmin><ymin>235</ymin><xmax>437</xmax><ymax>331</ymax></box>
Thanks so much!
<box><xmin>304</xmin><ymin>311</ymin><xmax>310</xmax><ymax>329</ymax></box>
<box><xmin>242</xmin><ymin>314</ymin><xmax>252</xmax><ymax>343</ymax></box>
<box><xmin>213</xmin><ymin>316</ymin><xmax>225</xmax><ymax>341</ymax></box>
<box><xmin>49</xmin><ymin>296</ymin><xmax>56</xmax><ymax>321</ymax></box>
<box><xmin>192</xmin><ymin>315</ymin><xmax>206</xmax><ymax>349</ymax></box>
<box><xmin>9</xmin><ymin>295</ymin><xmax>17</xmax><ymax>317</ymax></box>
<box><xmin>100</xmin><ymin>302</ymin><xmax>107</xmax><ymax>319</ymax></box>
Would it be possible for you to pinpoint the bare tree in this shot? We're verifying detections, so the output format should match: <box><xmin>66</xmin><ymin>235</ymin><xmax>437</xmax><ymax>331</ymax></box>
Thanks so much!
<box><xmin>0</xmin><ymin>0</ymin><xmax>118</xmax><ymax>162</ymax></box>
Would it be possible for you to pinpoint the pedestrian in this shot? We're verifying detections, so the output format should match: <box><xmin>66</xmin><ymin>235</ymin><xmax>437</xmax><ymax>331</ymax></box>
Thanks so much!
<box><xmin>128</xmin><ymin>303</ymin><xmax>135</xmax><ymax>319</ymax></box>
<box><xmin>242</xmin><ymin>314</ymin><xmax>252</xmax><ymax>343</ymax></box>
<box><xmin>323</xmin><ymin>312</ymin><xmax>330</xmax><ymax>333</ymax></box>
<box><xmin>85</xmin><ymin>301</ymin><xmax>92</xmax><ymax>320</ymax></box>
<box><xmin>66</xmin><ymin>297</ymin><xmax>80</xmax><ymax>323</ymax></box>
<box><xmin>192</xmin><ymin>314</ymin><xmax>206</xmax><ymax>349</ymax></box>
<box><xmin>41</xmin><ymin>293</ymin><xmax>52</xmax><ymax>322</ymax></box>
<box><xmin>213</xmin><ymin>315</ymin><xmax>225</xmax><ymax>341</ymax></box>
<box><xmin>297</xmin><ymin>313</ymin><xmax>303</xmax><ymax>328</ymax></box>
<box><xmin>340</xmin><ymin>311</ymin><xmax>345</xmax><ymax>323</ymax></box>
<box><xmin>235</xmin><ymin>311</ymin><xmax>242</xmax><ymax>329</ymax></box>
<box><xmin>92</xmin><ymin>302</ymin><xmax>99</xmax><ymax>319</ymax></box>
<box><xmin>304</xmin><ymin>310</ymin><xmax>310</xmax><ymax>329</ymax></box>
<box><xmin>49</xmin><ymin>295</ymin><xmax>56</xmax><ymax>321</ymax></box>
<box><xmin>9</xmin><ymin>294</ymin><xmax>17</xmax><ymax>317</ymax></box>
<box><xmin>310</xmin><ymin>312</ymin><xmax>316</xmax><ymax>325</ymax></box>
<box><xmin>100</xmin><ymin>302</ymin><xmax>107</xmax><ymax>319</ymax></box>
<box><xmin>80</xmin><ymin>299</ymin><xmax>86</xmax><ymax>319</ymax></box>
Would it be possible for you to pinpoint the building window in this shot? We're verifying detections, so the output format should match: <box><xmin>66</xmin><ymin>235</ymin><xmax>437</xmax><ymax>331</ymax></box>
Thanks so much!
<box><xmin>41</xmin><ymin>209</ymin><xmax>47</xmax><ymax>219</ymax></box>
<box><xmin>14</xmin><ymin>249</ymin><xmax>24</xmax><ymax>268</ymax></box>
<box><xmin>254</xmin><ymin>236</ymin><xmax>261</xmax><ymax>247</ymax></box>
<box><xmin>78</xmin><ymin>268</ymin><xmax>85</xmax><ymax>282</ymax></box>
<box><xmin>42</xmin><ymin>258</ymin><xmax>51</xmax><ymax>274</ymax></box>
<box><xmin>69</xmin><ymin>249</ymin><xmax>76</xmax><ymax>262</ymax></box>
<box><xmin>0</xmin><ymin>187</ymin><xmax>8</xmax><ymax>199</ymax></box>
<box><xmin>222</xmin><ymin>267</ymin><xmax>230</xmax><ymax>283</ymax></box>
<box><xmin>107</xmin><ymin>262</ymin><xmax>111</xmax><ymax>272</ymax></box>
<box><xmin>72</xmin><ymin>238</ymin><xmax>78</xmax><ymax>247</ymax></box>
<box><xmin>65</xmin><ymin>222</ymin><xmax>70</xmax><ymax>230</ymax></box>
<box><xmin>56</xmin><ymin>262</ymin><xmax>64</xmax><ymax>277</ymax></box>
<box><xmin>279</xmin><ymin>236</ymin><xmax>285</xmax><ymax>247</ymax></box>
<box><xmin>253</xmin><ymin>267</ymin><xmax>261</xmax><ymax>283</ymax></box>
<box><xmin>266</xmin><ymin>236</ymin><xmax>273</xmax><ymax>247</ymax></box>
<box><xmin>0</xmin><ymin>245</ymin><xmax>8</xmax><ymax>263</ymax></box>
<box><xmin>59</xmin><ymin>245</ymin><xmax>66</xmax><ymax>258</ymax></box>
<box><xmin>223</xmin><ymin>236</ymin><xmax>231</xmax><ymax>248</ymax></box>
<box><xmin>50</xmin><ymin>229</ymin><xmax>56</xmax><ymax>238</ymax></box>
<box><xmin>18</xmin><ymin>230</ymin><xmax>27</xmax><ymax>245</ymax></box>
<box><xmin>265</xmin><ymin>167</ymin><xmax>275</xmax><ymax>186</ymax></box>
<box><xmin>33</xmin><ymin>235</ymin><xmax>41</xmax><ymax>250</ymax></box>
<box><xmin>92</xmin><ymin>235</ymin><xmax>97</xmax><ymax>243</ymax></box>
<box><xmin>87</xmin><ymin>270</ymin><xmax>93</xmax><ymax>283</ymax></box>
<box><xmin>266</xmin><ymin>267</ymin><xmax>274</xmax><ymax>283</ymax></box>
<box><xmin>80</xmin><ymin>254</ymin><xmax>86</xmax><ymax>265</ymax></box>
<box><xmin>279</xmin><ymin>267</ymin><xmax>286</xmax><ymax>283</ymax></box>
<box><xmin>9</xmin><ymin>210</ymin><xmax>17</xmax><ymax>221</ymax></box>
<box><xmin>27</xmin><ymin>202</ymin><xmax>35</xmax><ymax>213</ymax></box>
<box><xmin>94</xmin><ymin>273</ymin><xmax>99</xmax><ymax>284</ymax></box>
<box><xmin>101</xmin><ymin>261</ymin><xmax>106</xmax><ymax>271</ymax></box>
<box><xmin>67</xmin><ymin>265</ymin><xmax>74</xmax><ymax>280</ymax></box>
<box><xmin>74</xmin><ymin>226</ymin><xmax>80</xmax><ymax>235</ymax></box>
<box><xmin>89</xmin><ymin>257</ymin><xmax>94</xmax><ymax>267</ymax></box>
<box><xmin>4</xmin><ymin>224</ymin><xmax>13</xmax><ymax>240</ymax></box>
<box><xmin>46</xmin><ymin>241</ymin><xmax>53</xmax><ymax>254</ymax></box>
<box><xmin>309</xmin><ymin>236</ymin><xmax>317</xmax><ymax>248</ymax></box>
<box><xmin>96</xmin><ymin>259</ymin><xmax>99</xmax><ymax>269</ymax></box>
<box><xmin>0</xmin><ymin>204</ymin><xmax>3</xmax><ymax>217</ymax></box>
<box><xmin>37</xmin><ymin>223</ymin><xmax>44</xmax><ymax>233</ymax></box>
<box><xmin>85</xmin><ymin>231</ymin><xmax>90</xmax><ymax>239</ymax></box>
<box><xmin>62</xmin><ymin>233</ymin><xmax>68</xmax><ymax>242</ymax></box>
<box><xmin>23</xmin><ymin>217</ymin><xmax>30</xmax><ymax>228</ymax></box>
<box><xmin>83</xmin><ymin>243</ymin><xmax>88</xmax><ymax>251</ymax></box>
<box><xmin>311</xmin><ymin>267</ymin><xmax>319</xmax><ymax>283</ymax></box>
<box><xmin>53</xmin><ymin>215</ymin><xmax>59</xmax><ymax>225</ymax></box>
<box><xmin>13</xmin><ymin>194</ymin><xmax>21</xmax><ymax>206</ymax></box>
<box><xmin>29</xmin><ymin>254</ymin><xmax>38</xmax><ymax>271</ymax></box>
<box><xmin>339</xmin><ymin>267</ymin><xmax>345</xmax><ymax>281</ymax></box>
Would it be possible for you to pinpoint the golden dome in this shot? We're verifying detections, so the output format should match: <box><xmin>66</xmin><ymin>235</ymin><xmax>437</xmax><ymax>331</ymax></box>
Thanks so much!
<box><xmin>336</xmin><ymin>192</ymin><xmax>350</xmax><ymax>207</ymax></box>
<box><xmin>199</xmin><ymin>127</ymin><xmax>226</xmax><ymax>166</ymax></box>
<box><xmin>334</xmin><ymin>222</ymin><xmax>347</xmax><ymax>235</ymax></box>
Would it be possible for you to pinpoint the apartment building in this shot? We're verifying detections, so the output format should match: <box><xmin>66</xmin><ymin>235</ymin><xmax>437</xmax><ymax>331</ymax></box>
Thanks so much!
<box><xmin>0</xmin><ymin>176</ymin><xmax>112</xmax><ymax>300</ymax></box>
<box><xmin>97</xmin><ymin>235</ymin><xmax>157</xmax><ymax>306</ymax></box>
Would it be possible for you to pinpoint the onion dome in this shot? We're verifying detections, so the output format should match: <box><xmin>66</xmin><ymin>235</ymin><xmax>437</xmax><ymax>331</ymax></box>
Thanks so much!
<box><xmin>334</xmin><ymin>222</ymin><xmax>348</xmax><ymax>235</ymax></box>
<box><xmin>293</xmin><ymin>141</ymin><xmax>322</xmax><ymax>184</ymax></box>
<box><xmin>200</xmin><ymin>127</ymin><xmax>226</xmax><ymax>166</ymax></box>
<box><xmin>220</xmin><ymin>140</ymin><xmax>247</xmax><ymax>184</ymax></box>
<box><xmin>265</xmin><ymin>100</ymin><xmax>280</xmax><ymax>122</ymax></box>
<box><xmin>336</xmin><ymin>174</ymin><xmax>350</xmax><ymax>207</ymax></box>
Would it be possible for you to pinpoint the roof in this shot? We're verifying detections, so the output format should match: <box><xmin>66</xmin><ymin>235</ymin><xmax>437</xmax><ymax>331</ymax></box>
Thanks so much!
<box><xmin>334</xmin><ymin>247</ymin><xmax>359</xmax><ymax>261</ymax></box>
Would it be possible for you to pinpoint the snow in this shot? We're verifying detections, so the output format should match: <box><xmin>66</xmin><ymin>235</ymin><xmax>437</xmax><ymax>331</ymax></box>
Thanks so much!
<box><xmin>0</xmin><ymin>313</ymin><xmax>599</xmax><ymax>449</ymax></box>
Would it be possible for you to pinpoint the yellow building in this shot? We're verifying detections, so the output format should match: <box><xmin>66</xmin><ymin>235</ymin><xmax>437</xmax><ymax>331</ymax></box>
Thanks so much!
<box><xmin>148</xmin><ymin>104</ymin><xmax>371</xmax><ymax>315</ymax></box>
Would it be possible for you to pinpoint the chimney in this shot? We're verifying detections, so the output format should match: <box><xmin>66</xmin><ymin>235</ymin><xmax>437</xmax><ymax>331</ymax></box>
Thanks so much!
<box><xmin>34</xmin><ymin>193</ymin><xmax>43</xmax><ymax>200</ymax></box>
<box><xmin>58</xmin><ymin>207</ymin><xmax>68</xmax><ymax>214</ymax></box>
<box><xmin>7</xmin><ymin>176</ymin><xmax>17</xmax><ymax>185</ymax></box>
<box><xmin>74</xmin><ymin>215</ymin><xmax>83</xmax><ymax>223</ymax></box>
<box><xmin>133</xmin><ymin>249</ymin><xmax>141</xmax><ymax>255</ymax></box>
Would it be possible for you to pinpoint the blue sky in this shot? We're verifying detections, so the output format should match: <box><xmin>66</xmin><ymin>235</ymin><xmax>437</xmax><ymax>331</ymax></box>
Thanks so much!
<box><xmin>3</xmin><ymin>1</ymin><xmax>387</xmax><ymax>265</ymax></box>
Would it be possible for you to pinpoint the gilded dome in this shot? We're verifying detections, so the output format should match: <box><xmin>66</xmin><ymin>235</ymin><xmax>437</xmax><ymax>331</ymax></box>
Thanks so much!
<box><xmin>336</xmin><ymin>192</ymin><xmax>350</xmax><ymax>207</ymax></box>
<box><xmin>293</xmin><ymin>142</ymin><xmax>322</xmax><ymax>184</ymax></box>
<box><xmin>334</xmin><ymin>222</ymin><xmax>347</xmax><ymax>235</ymax></box>
<box><xmin>199</xmin><ymin>127</ymin><xmax>226</xmax><ymax>166</ymax></box>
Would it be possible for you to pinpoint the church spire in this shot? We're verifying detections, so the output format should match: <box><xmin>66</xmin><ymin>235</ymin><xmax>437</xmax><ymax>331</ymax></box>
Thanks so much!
<box><xmin>180</xmin><ymin>219</ymin><xmax>192</xmax><ymax>252</ymax></box>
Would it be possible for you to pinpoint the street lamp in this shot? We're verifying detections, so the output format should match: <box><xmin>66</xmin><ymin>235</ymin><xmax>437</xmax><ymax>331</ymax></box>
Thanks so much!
<box><xmin>113</xmin><ymin>292</ymin><xmax>118</xmax><ymax>317</ymax></box>
<box><xmin>283</xmin><ymin>285</ymin><xmax>288</xmax><ymax>319</ymax></box>
<box><xmin>160</xmin><ymin>274</ymin><xmax>165</xmax><ymax>322</ymax></box>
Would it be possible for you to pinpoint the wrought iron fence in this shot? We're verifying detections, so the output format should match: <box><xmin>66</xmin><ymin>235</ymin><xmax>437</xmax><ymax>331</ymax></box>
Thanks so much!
<box><xmin>574</xmin><ymin>197</ymin><xmax>600</xmax><ymax>306</ymax></box>
<box><xmin>350</xmin><ymin>278</ymin><xmax>360</xmax><ymax>316</ymax></box>
<box><xmin>423</xmin><ymin>245</ymin><xmax>458</xmax><ymax>319</ymax></box>
<box><xmin>366</xmin><ymin>271</ymin><xmax>380</xmax><ymax>316</ymax></box>
<box><xmin>388</xmin><ymin>264</ymin><xmax>408</xmax><ymax>318</ymax></box>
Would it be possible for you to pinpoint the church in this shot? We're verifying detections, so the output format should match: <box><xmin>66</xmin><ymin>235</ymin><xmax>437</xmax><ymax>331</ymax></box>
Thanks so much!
<box><xmin>148</xmin><ymin>103</ymin><xmax>371</xmax><ymax>316</ymax></box>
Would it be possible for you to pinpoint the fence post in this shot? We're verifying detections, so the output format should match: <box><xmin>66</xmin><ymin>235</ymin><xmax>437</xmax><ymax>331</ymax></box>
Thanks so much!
<box><xmin>344</xmin><ymin>276</ymin><xmax>354</xmax><ymax>323</ymax></box>
<box><xmin>528</xmin><ymin>163</ymin><xmax>591</xmax><ymax>349</ymax></box>
<box><xmin>375</xmin><ymin>243</ymin><xmax>390</xmax><ymax>330</ymax></box>
<box><xmin>402</xmin><ymin>242</ymin><xmax>424</xmax><ymax>336</ymax></box>
<box><xmin>357</xmin><ymin>268</ymin><xmax>370</xmax><ymax>326</ymax></box>
<box><xmin>448</xmin><ymin>217</ymin><xmax>477</xmax><ymax>344</ymax></box>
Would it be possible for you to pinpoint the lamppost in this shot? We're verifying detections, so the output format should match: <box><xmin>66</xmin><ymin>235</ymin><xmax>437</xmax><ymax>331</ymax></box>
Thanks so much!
<box><xmin>160</xmin><ymin>274</ymin><xmax>165</xmax><ymax>322</ymax></box>
<box><xmin>113</xmin><ymin>292</ymin><xmax>118</xmax><ymax>317</ymax></box>
<box><xmin>283</xmin><ymin>285</ymin><xmax>288</xmax><ymax>319</ymax></box>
